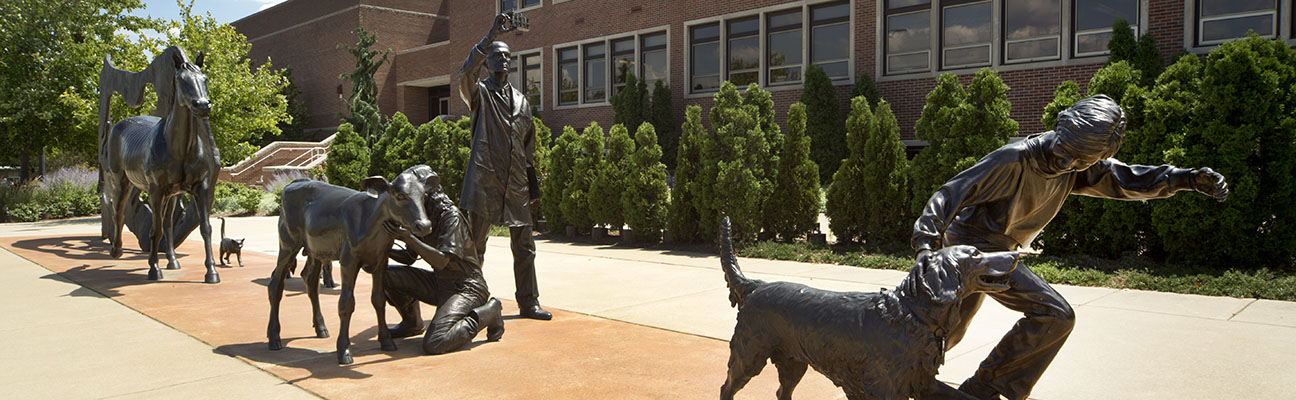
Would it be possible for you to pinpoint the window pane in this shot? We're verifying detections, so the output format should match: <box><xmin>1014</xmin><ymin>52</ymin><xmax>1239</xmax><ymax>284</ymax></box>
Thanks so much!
<box><xmin>508</xmin><ymin>55</ymin><xmax>520</xmax><ymax>89</ymax></box>
<box><xmin>692</xmin><ymin>41</ymin><xmax>720</xmax><ymax>92</ymax></box>
<box><xmin>1201</xmin><ymin>0</ymin><xmax>1275</xmax><ymax>16</ymax></box>
<box><xmin>888</xmin><ymin>11</ymin><xmax>930</xmax><ymax>54</ymax></box>
<box><xmin>812</xmin><ymin>23</ymin><xmax>850</xmax><ymax>63</ymax></box>
<box><xmin>888</xmin><ymin>52</ymin><xmax>929</xmax><ymax>73</ymax></box>
<box><xmin>1005</xmin><ymin>0</ymin><xmax>1060</xmax><ymax>40</ymax></box>
<box><xmin>642</xmin><ymin>49</ymin><xmax>667</xmax><ymax>87</ymax></box>
<box><xmin>769</xmin><ymin>30</ymin><xmax>803</xmax><ymax>68</ymax></box>
<box><xmin>769</xmin><ymin>9</ymin><xmax>802</xmax><ymax>31</ymax></box>
<box><xmin>612</xmin><ymin>38</ymin><xmax>635</xmax><ymax>55</ymax></box>
<box><xmin>585</xmin><ymin>43</ymin><xmax>605</xmax><ymax>58</ymax></box>
<box><xmin>943</xmin><ymin>2</ymin><xmax>992</xmax><ymax>47</ymax></box>
<box><xmin>1007</xmin><ymin>38</ymin><xmax>1059</xmax><ymax>60</ymax></box>
<box><xmin>729</xmin><ymin>35</ymin><xmax>760</xmax><ymax>85</ymax></box>
<box><xmin>613</xmin><ymin>54</ymin><xmax>634</xmax><ymax>94</ymax></box>
<box><xmin>693</xmin><ymin>24</ymin><xmax>720</xmax><ymax>41</ymax></box>
<box><xmin>500</xmin><ymin>0</ymin><xmax>516</xmax><ymax>13</ymax></box>
<box><xmin>559</xmin><ymin>62</ymin><xmax>579</xmax><ymax>105</ymax></box>
<box><xmin>769</xmin><ymin>67</ymin><xmax>802</xmax><ymax>84</ymax></box>
<box><xmin>643</xmin><ymin>32</ymin><xmax>667</xmax><ymax>49</ymax></box>
<box><xmin>1075</xmin><ymin>0</ymin><xmax>1139</xmax><ymax>31</ymax></box>
<box><xmin>812</xmin><ymin>2</ymin><xmax>850</xmax><ymax>23</ymax></box>
<box><xmin>945</xmin><ymin>45</ymin><xmax>990</xmax><ymax>66</ymax></box>
<box><xmin>1202</xmin><ymin>14</ymin><xmax>1275</xmax><ymax>41</ymax></box>
<box><xmin>729</xmin><ymin>17</ymin><xmax>759</xmax><ymax>37</ymax></box>
<box><xmin>818</xmin><ymin>61</ymin><xmax>848</xmax><ymax>79</ymax></box>
<box><xmin>888</xmin><ymin>0</ymin><xmax>931</xmax><ymax>9</ymax></box>
<box><xmin>1076</xmin><ymin>31</ymin><xmax>1114</xmax><ymax>54</ymax></box>
<box><xmin>522</xmin><ymin>0</ymin><xmax>540</xmax><ymax>8</ymax></box>
<box><xmin>586</xmin><ymin>59</ymin><xmax>605</xmax><ymax>102</ymax></box>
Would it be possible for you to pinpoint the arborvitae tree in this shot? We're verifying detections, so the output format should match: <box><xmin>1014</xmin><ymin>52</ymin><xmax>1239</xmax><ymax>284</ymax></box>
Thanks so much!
<box><xmin>706</xmin><ymin>82</ymin><xmax>779</xmax><ymax>241</ymax></box>
<box><xmin>910</xmin><ymin>69</ymin><xmax>1016</xmax><ymax>212</ymax></box>
<box><xmin>826</xmin><ymin>97</ymin><xmax>875</xmax><ymax>244</ymax></box>
<box><xmin>542</xmin><ymin>126</ymin><xmax>580</xmax><ymax>231</ymax></box>
<box><xmin>851</xmin><ymin>71</ymin><xmax>882</xmax><ymax>110</ymax></box>
<box><xmin>622</xmin><ymin>122</ymin><xmax>670</xmax><ymax>242</ymax></box>
<box><xmin>589</xmin><ymin>123</ymin><xmax>635</xmax><ymax>229</ymax></box>
<box><xmin>1040</xmin><ymin>80</ymin><xmax>1082</xmax><ymax>131</ymax></box>
<box><xmin>529</xmin><ymin>117</ymin><xmax>553</xmax><ymax>222</ymax></box>
<box><xmin>668</xmin><ymin>105</ymin><xmax>707</xmax><ymax>242</ymax></box>
<box><xmin>562</xmin><ymin>122</ymin><xmax>605</xmax><ymax>234</ymax></box>
<box><xmin>1152</xmin><ymin>35</ymin><xmax>1296</xmax><ymax>268</ymax></box>
<box><xmin>651</xmin><ymin>80</ymin><xmax>679</xmax><ymax>171</ymax></box>
<box><xmin>1107</xmin><ymin>18</ymin><xmax>1162</xmax><ymax>87</ymax></box>
<box><xmin>369</xmin><ymin>112</ymin><xmax>418</xmax><ymax>179</ymax></box>
<box><xmin>612</xmin><ymin>73</ymin><xmax>650</xmax><ymax>131</ymax></box>
<box><xmin>802</xmin><ymin>64</ymin><xmax>846</xmax><ymax>184</ymax></box>
<box><xmin>859</xmin><ymin>101</ymin><xmax>911</xmax><ymax>243</ymax></box>
<box><xmin>765</xmin><ymin>102</ymin><xmax>821</xmax><ymax>241</ymax></box>
<box><xmin>324</xmin><ymin>123</ymin><xmax>369</xmax><ymax>189</ymax></box>
<box><xmin>339</xmin><ymin>27</ymin><xmax>390</xmax><ymax>144</ymax></box>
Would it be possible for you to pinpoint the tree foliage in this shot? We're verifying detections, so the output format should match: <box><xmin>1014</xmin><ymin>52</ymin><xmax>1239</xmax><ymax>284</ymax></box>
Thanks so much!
<box><xmin>650</xmin><ymin>80</ymin><xmax>678</xmax><ymax>172</ymax></box>
<box><xmin>541</xmin><ymin>126</ymin><xmax>580</xmax><ymax>231</ymax></box>
<box><xmin>668</xmin><ymin>105</ymin><xmax>707</xmax><ymax>242</ymax></box>
<box><xmin>561</xmin><ymin>122</ymin><xmax>604</xmax><ymax>233</ymax></box>
<box><xmin>339</xmin><ymin>27</ymin><xmax>389</xmax><ymax>144</ymax></box>
<box><xmin>826</xmin><ymin>97</ymin><xmax>875</xmax><ymax>244</ymax></box>
<box><xmin>529</xmin><ymin>117</ymin><xmax>553</xmax><ymax>222</ymax></box>
<box><xmin>1107</xmin><ymin>18</ymin><xmax>1162</xmax><ymax>87</ymax></box>
<box><xmin>802</xmin><ymin>64</ymin><xmax>846</xmax><ymax>184</ymax></box>
<box><xmin>858</xmin><ymin>101</ymin><xmax>911</xmax><ymax>243</ymax></box>
<box><xmin>910</xmin><ymin>69</ymin><xmax>1017</xmax><ymax>212</ymax></box>
<box><xmin>612</xmin><ymin>73</ymin><xmax>649</xmax><ymax>132</ymax></box>
<box><xmin>369</xmin><ymin>111</ymin><xmax>419</xmax><ymax>180</ymax></box>
<box><xmin>765</xmin><ymin>102</ymin><xmax>821</xmax><ymax>241</ymax></box>
<box><xmin>589</xmin><ymin>123</ymin><xmax>634</xmax><ymax>229</ymax></box>
<box><xmin>851</xmin><ymin>71</ymin><xmax>882</xmax><ymax>111</ymax></box>
<box><xmin>622</xmin><ymin>122</ymin><xmax>670</xmax><ymax>241</ymax></box>
<box><xmin>324</xmin><ymin>123</ymin><xmax>369</xmax><ymax>189</ymax></box>
<box><xmin>706</xmin><ymin>82</ymin><xmax>781</xmax><ymax>241</ymax></box>
<box><xmin>270</xmin><ymin>67</ymin><xmax>311</xmax><ymax>142</ymax></box>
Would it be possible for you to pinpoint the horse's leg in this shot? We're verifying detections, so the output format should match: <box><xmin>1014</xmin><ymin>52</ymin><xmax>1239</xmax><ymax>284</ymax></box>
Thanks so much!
<box><xmin>108</xmin><ymin>176</ymin><xmax>131</xmax><ymax>259</ymax></box>
<box><xmin>336</xmin><ymin>255</ymin><xmax>361</xmax><ymax>364</ymax></box>
<box><xmin>144</xmin><ymin>188</ymin><xmax>166</xmax><ymax>280</ymax></box>
<box><xmin>162</xmin><ymin>197</ymin><xmax>182</xmax><ymax>270</ymax></box>
<box><xmin>267</xmin><ymin>244</ymin><xmax>298</xmax><ymax>350</ymax></box>
<box><xmin>195</xmin><ymin>184</ymin><xmax>218</xmax><ymax>284</ymax></box>
<box><xmin>371</xmin><ymin>262</ymin><xmax>395</xmax><ymax>351</ymax></box>
<box><xmin>303</xmin><ymin>258</ymin><xmax>329</xmax><ymax>338</ymax></box>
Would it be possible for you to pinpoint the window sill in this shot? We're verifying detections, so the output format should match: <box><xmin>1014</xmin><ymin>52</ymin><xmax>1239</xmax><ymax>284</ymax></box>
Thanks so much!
<box><xmin>876</xmin><ymin>55</ymin><xmax>1108</xmax><ymax>83</ymax></box>
<box><xmin>552</xmin><ymin>102</ymin><xmax>612</xmax><ymax>111</ymax></box>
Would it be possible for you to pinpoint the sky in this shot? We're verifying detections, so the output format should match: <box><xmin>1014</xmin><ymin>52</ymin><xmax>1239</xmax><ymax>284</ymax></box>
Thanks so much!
<box><xmin>128</xmin><ymin>0</ymin><xmax>286</xmax><ymax>24</ymax></box>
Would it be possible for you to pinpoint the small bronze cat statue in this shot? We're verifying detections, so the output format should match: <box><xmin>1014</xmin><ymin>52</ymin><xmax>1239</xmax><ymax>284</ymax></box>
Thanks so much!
<box><xmin>218</xmin><ymin>217</ymin><xmax>245</xmax><ymax>267</ymax></box>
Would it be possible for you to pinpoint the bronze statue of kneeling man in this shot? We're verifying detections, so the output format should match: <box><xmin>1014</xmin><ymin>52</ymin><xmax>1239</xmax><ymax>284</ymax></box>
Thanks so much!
<box><xmin>382</xmin><ymin>173</ymin><xmax>504</xmax><ymax>354</ymax></box>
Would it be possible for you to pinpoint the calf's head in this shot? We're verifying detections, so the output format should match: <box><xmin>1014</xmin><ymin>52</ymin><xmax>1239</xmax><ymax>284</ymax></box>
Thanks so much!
<box><xmin>363</xmin><ymin>165</ymin><xmax>438</xmax><ymax>237</ymax></box>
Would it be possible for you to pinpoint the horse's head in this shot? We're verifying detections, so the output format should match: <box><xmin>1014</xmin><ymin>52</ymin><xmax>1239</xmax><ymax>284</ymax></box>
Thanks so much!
<box><xmin>171</xmin><ymin>50</ymin><xmax>211</xmax><ymax>118</ymax></box>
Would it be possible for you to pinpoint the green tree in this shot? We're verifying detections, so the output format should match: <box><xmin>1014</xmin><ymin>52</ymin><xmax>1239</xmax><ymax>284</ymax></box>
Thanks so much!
<box><xmin>541</xmin><ymin>126</ymin><xmax>580</xmax><ymax>231</ymax></box>
<box><xmin>766</xmin><ymin>102</ymin><xmax>821</xmax><ymax>241</ymax></box>
<box><xmin>1040</xmin><ymin>80</ymin><xmax>1082</xmax><ymax>131</ymax></box>
<box><xmin>0</xmin><ymin>0</ymin><xmax>159</xmax><ymax>177</ymax></box>
<box><xmin>339</xmin><ymin>27</ymin><xmax>389</xmax><ymax>144</ymax></box>
<box><xmin>324</xmin><ymin>123</ymin><xmax>369</xmax><ymax>189</ymax></box>
<box><xmin>910</xmin><ymin>69</ymin><xmax>1017</xmax><ymax>212</ymax></box>
<box><xmin>851</xmin><ymin>71</ymin><xmax>882</xmax><ymax>110</ymax></box>
<box><xmin>562</xmin><ymin>122</ymin><xmax>605</xmax><ymax>233</ymax></box>
<box><xmin>589</xmin><ymin>123</ymin><xmax>634</xmax><ymax>229</ymax></box>
<box><xmin>529</xmin><ymin>117</ymin><xmax>553</xmax><ymax>222</ymax></box>
<box><xmin>707</xmin><ymin>82</ymin><xmax>780</xmax><ymax>241</ymax></box>
<box><xmin>369</xmin><ymin>111</ymin><xmax>418</xmax><ymax>179</ymax></box>
<box><xmin>668</xmin><ymin>105</ymin><xmax>707</xmax><ymax>242</ymax></box>
<box><xmin>612</xmin><ymin>73</ymin><xmax>649</xmax><ymax>131</ymax></box>
<box><xmin>826</xmin><ymin>97</ymin><xmax>875</xmax><ymax>244</ymax></box>
<box><xmin>165</xmin><ymin>0</ymin><xmax>290</xmax><ymax>165</ymax></box>
<box><xmin>802</xmin><ymin>64</ymin><xmax>846</xmax><ymax>183</ymax></box>
<box><xmin>622</xmin><ymin>122</ymin><xmax>670</xmax><ymax>242</ymax></box>
<box><xmin>859</xmin><ymin>101</ymin><xmax>911</xmax><ymax>243</ymax></box>
<box><xmin>1107</xmin><ymin>18</ymin><xmax>1162</xmax><ymax>87</ymax></box>
<box><xmin>269</xmin><ymin>67</ymin><xmax>311</xmax><ymax>143</ymax></box>
<box><xmin>437</xmin><ymin>116</ymin><xmax>473</xmax><ymax>201</ymax></box>
<box><xmin>651</xmin><ymin>80</ymin><xmax>678</xmax><ymax>171</ymax></box>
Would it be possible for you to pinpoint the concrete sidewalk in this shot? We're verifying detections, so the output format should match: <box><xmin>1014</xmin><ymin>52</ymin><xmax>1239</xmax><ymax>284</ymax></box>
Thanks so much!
<box><xmin>3</xmin><ymin>216</ymin><xmax>1295</xmax><ymax>399</ymax></box>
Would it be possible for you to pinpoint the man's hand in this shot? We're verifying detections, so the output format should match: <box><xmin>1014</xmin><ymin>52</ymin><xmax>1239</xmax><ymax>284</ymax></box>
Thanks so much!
<box><xmin>384</xmin><ymin>221</ymin><xmax>414</xmax><ymax>241</ymax></box>
<box><xmin>492</xmin><ymin>13</ymin><xmax>514</xmax><ymax>35</ymax></box>
<box><xmin>1193</xmin><ymin>167</ymin><xmax>1229</xmax><ymax>202</ymax></box>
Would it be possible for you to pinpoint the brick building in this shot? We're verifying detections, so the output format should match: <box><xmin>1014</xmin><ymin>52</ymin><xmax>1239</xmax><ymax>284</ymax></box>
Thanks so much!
<box><xmin>232</xmin><ymin>0</ymin><xmax>1296</xmax><ymax>143</ymax></box>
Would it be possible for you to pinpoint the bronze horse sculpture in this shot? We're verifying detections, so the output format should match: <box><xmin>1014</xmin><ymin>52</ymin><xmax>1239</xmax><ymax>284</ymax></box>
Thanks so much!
<box><xmin>98</xmin><ymin>46</ymin><xmax>221</xmax><ymax>283</ymax></box>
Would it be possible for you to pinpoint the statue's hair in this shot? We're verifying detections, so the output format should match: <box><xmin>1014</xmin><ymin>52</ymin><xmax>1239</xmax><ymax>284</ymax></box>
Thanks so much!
<box><xmin>1054</xmin><ymin>95</ymin><xmax>1126</xmax><ymax>158</ymax></box>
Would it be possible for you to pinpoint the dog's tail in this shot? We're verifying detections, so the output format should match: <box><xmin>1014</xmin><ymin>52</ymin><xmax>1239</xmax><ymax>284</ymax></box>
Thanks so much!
<box><xmin>720</xmin><ymin>216</ymin><xmax>757</xmax><ymax>308</ymax></box>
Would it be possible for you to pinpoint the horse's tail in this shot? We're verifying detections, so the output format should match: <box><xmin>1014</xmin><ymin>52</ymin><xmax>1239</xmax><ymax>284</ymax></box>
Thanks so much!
<box><xmin>720</xmin><ymin>216</ymin><xmax>757</xmax><ymax>308</ymax></box>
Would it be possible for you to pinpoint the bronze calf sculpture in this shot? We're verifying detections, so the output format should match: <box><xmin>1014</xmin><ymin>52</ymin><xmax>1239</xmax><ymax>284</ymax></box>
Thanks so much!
<box><xmin>718</xmin><ymin>217</ymin><xmax>1019</xmax><ymax>400</ymax></box>
<box><xmin>267</xmin><ymin>165</ymin><xmax>437</xmax><ymax>364</ymax></box>
<box><xmin>98</xmin><ymin>47</ymin><xmax>221</xmax><ymax>283</ymax></box>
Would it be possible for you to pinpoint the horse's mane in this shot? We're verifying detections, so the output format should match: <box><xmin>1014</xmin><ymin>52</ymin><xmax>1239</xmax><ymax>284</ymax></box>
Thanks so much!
<box><xmin>97</xmin><ymin>46</ymin><xmax>189</xmax><ymax>158</ymax></box>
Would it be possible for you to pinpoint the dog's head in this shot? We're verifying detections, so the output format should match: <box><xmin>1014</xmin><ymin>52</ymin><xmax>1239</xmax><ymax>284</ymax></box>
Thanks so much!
<box><xmin>902</xmin><ymin>246</ymin><xmax>1018</xmax><ymax>329</ymax></box>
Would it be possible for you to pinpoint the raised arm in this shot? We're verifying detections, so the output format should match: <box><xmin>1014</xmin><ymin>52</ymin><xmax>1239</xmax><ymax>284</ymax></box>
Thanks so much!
<box><xmin>1073</xmin><ymin>160</ymin><xmax>1228</xmax><ymax>201</ymax></box>
<box><xmin>457</xmin><ymin>14</ymin><xmax>511</xmax><ymax>108</ymax></box>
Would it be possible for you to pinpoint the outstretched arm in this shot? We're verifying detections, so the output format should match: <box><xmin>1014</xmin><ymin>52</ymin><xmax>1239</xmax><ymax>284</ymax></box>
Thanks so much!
<box><xmin>1073</xmin><ymin>160</ymin><xmax>1228</xmax><ymax>201</ymax></box>
<box><xmin>457</xmin><ymin>14</ymin><xmax>512</xmax><ymax>108</ymax></box>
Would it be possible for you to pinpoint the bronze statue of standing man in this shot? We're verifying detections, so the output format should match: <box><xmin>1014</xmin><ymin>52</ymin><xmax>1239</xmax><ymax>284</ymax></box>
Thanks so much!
<box><xmin>912</xmin><ymin>95</ymin><xmax>1229</xmax><ymax>400</ymax></box>
<box><xmin>457</xmin><ymin>13</ymin><xmax>550</xmax><ymax>320</ymax></box>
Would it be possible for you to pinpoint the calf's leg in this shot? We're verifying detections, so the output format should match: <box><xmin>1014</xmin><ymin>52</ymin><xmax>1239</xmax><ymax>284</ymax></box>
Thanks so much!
<box><xmin>336</xmin><ymin>260</ymin><xmax>361</xmax><ymax>364</ymax></box>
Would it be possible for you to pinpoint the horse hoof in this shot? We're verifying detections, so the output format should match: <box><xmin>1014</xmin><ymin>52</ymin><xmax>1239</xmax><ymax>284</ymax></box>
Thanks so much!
<box><xmin>204</xmin><ymin>272</ymin><xmax>220</xmax><ymax>284</ymax></box>
<box><xmin>315</xmin><ymin>327</ymin><xmax>330</xmax><ymax>339</ymax></box>
<box><xmin>147</xmin><ymin>268</ymin><xmax>162</xmax><ymax>281</ymax></box>
<box><xmin>338</xmin><ymin>350</ymin><xmax>353</xmax><ymax>365</ymax></box>
<box><xmin>166</xmin><ymin>263</ymin><xmax>181</xmax><ymax>270</ymax></box>
<box><xmin>269</xmin><ymin>339</ymin><xmax>283</xmax><ymax>351</ymax></box>
<box><xmin>110</xmin><ymin>247</ymin><xmax>124</xmax><ymax>259</ymax></box>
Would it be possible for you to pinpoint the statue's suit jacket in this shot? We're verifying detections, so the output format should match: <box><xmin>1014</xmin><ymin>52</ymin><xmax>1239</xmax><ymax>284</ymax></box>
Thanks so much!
<box><xmin>457</xmin><ymin>46</ymin><xmax>536</xmax><ymax>227</ymax></box>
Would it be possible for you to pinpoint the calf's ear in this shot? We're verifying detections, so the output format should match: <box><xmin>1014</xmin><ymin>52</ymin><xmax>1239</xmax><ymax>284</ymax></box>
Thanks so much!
<box><xmin>362</xmin><ymin>176</ymin><xmax>390</xmax><ymax>196</ymax></box>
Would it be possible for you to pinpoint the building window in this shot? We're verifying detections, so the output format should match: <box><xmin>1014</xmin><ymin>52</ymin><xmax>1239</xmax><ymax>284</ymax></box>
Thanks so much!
<box><xmin>886</xmin><ymin>0</ymin><xmax>933</xmax><ymax>75</ymax></box>
<box><xmin>584</xmin><ymin>43</ymin><xmax>607</xmax><ymax>103</ymax></box>
<box><xmin>557</xmin><ymin>47</ymin><xmax>579</xmax><ymax>106</ymax></box>
<box><xmin>509</xmin><ymin>53</ymin><xmax>542</xmax><ymax>109</ymax></box>
<box><xmin>811</xmin><ymin>1</ymin><xmax>851</xmax><ymax>80</ymax></box>
<box><xmin>1074</xmin><ymin>0</ymin><xmax>1140</xmax><ymax>56</ymax></box>
<box><xmin>942</xmin><ymin>1</ymin><xmax>993</xmax><ymax>69</ymax></box>
<box><xmin>641</xmin><ymin>32</ymin><xmax>668</xmax><ymax>88</ymax></box>
<box><xmin>1196</xmin><ymin>0</ymin><xmax>1278</xmax><ymax>45</ymax></box>
<box><xmin>611</xmin><ymin>37</ymin><xmax>636</xmax><ymax>96</ymax></box>
<box><xmin>691</xmin><ymin>23</ymin><xmax>721</xmax><ymax>93</ymax></box>
<box><xmin>1003</xmin><ymin>0</ymin><xmax>1061</xmax><ymax>63</ymax></box>
<box><xmin>767</xmin><ymin>9</ymin><xmax>803</xmax><ymax>86</ymax></box>
<box><xmin>727</xmin><ymin>17</ymin><xmax>760</xmax><ymax>86</ymax></box>
<box><xmin>499</xmin><ymin>0</ymin><xmax>540</xmax><ymax>13</ymax></box>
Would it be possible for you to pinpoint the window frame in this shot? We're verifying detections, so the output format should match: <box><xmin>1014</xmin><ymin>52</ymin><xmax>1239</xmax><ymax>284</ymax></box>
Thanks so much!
<box><xmin>610</xmin><ymin>37</ymin><xmax>636</xmax><ymax>96</ymax></box>
<box><xmin>1194</xmin><ymin>0</ymin><xmax>1280</xmax><ymax>46</ymax></box>
<box><xmin>726</xmin><ymin>16</ymin><xmax>762</xmax><ymax>87</ymax></box>
<box><xmin>810</xmin><ymin>1</ymin><xmax>853</xmax><ymax>80</ymax></box>
<box><xmin>498</xmin><ymin>0</ymin><xmax>542</xmax><ymax>14</ymax></box>
<box><xmin>640</xmin><ymin>32</ymin><xmax>669</xmax><ymax>89</ymax></box>
<box><xmin>767</xmin><ymin>8</ymin><xmax>805</xmax><ymax>87</ymax></box>
<box><xmin>551</xmin><ymin>27</ymin><xmax>672</xmax><ymax>110</ymax></box>
<box><xmin>885</xmin><ymin>1</ymin><xmax>934</xmax><ymax>76</ymax></box>
<box><xmin>1072</xmin><ymin>0</ymin><xmax>1142</xmax><ymax>58</ymax></box>
<box><xmin>1001</xmin><ymin>0</ymin><xmax>1063</xmax><ymax>64</ymax></box>
<box><xmin>689</xmin><ymin>22</ymin><xmax>723</xmax><ymax>94</ymax></box>
<box><xmin>583</xmin><ymin>42</ymin><xmax>607</xmax><ymax>104</ymax></box>
<box><xmin>940</xmin><ymin>0</ymin><xmax>994</xmax><ymax>70</ymax></box>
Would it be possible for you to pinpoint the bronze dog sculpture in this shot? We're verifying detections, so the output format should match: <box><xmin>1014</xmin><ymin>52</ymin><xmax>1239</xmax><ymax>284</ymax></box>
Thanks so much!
<box><xmin>267</xmin><ymin>165</ymin><xmax>437</xmax><ymax>364</ymax></box>
<box><xmin>98</xmin><ymin>47</ymin><xmax>221</xmax><ymax>283</ymax></box>
<box><xmin>718</xmin><ymin>217</ymin><xmax>1019</xmax><ymax>399</ymax></box>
